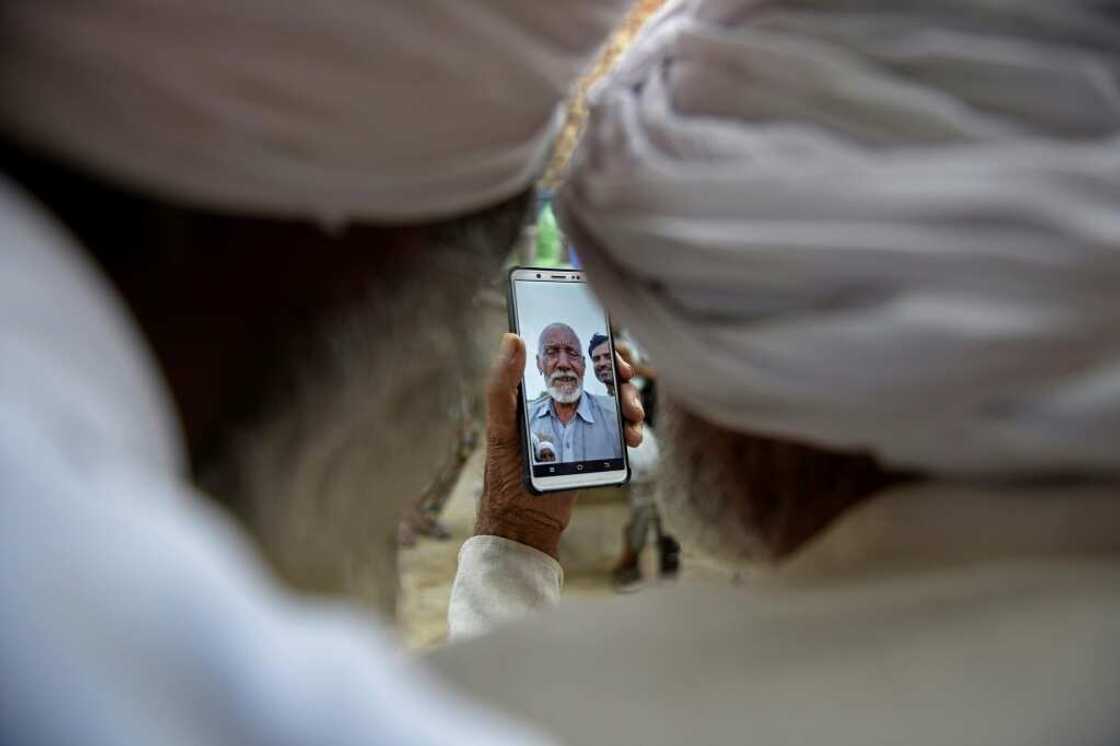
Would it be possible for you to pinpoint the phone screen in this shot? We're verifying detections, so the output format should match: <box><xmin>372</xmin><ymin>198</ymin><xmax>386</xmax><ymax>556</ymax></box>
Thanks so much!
<box><xmin>508</xmin><ymin>268</ymin><xmax>629</xmax><ymax>492</ymax></box>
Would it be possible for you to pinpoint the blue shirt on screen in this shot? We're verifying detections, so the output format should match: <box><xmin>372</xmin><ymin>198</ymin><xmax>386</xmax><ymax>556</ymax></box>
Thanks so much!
<box><xmin>529</xmin><ymin>391</ymin><xmax>621</xmax><ymax>463</ymax></box>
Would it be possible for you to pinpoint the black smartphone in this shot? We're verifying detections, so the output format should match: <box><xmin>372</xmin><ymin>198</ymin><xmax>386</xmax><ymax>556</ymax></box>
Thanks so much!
<box><xmin>507</xmin><ymin>267</ymin><xmax>631</xmax><ymax>493</ymax></box>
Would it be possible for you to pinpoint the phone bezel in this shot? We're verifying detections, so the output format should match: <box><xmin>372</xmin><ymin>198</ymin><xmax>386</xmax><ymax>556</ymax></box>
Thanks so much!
<box><xmin>507</xmin><ymin>267</ymin><xmax>631</xmax><ymax>494</ymax></box>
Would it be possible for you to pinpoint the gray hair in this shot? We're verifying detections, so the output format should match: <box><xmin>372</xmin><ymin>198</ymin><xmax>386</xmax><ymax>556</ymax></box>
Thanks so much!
<box><xmin>537</xmin><ymin>322</ymin><xmax>581</xmax><ymax>356</ymax></box>
<box><xmin>655</xmin><ymin>398</ymin><xmax>907</xmax><ymax>569</ymax></box>
<box><xmin>200</xmin><ymin>189</ymin><xmax>533</xmax><ymax>617</ymax></box>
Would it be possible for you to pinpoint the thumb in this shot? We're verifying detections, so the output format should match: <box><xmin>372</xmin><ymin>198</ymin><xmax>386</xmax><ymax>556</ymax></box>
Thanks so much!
<box><xmin>486</xmin><ymin>333</ymin><xmax>526</xmax><ymax>444</ymax></box>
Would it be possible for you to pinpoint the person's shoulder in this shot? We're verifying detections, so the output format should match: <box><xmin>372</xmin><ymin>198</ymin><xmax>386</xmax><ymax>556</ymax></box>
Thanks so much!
<box><xmin>428</xmin><ymin>559</ymin><xmax>1120</xmax><ymax>746</ymax></box>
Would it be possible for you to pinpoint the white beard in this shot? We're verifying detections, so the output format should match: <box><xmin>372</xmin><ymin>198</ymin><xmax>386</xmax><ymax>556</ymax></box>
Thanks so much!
<box><xmin>547</xmin><ymin>371</ymin><xmax>582</xmax><ymax>404</ymax></box>
<box><xmin>548</xmin><ymin>385</ymin><xmax>582</xmax><ymax>404</ymax></box>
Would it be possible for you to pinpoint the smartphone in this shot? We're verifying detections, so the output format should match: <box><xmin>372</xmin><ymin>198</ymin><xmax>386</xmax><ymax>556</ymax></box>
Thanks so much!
<box><xmin>507</xmin><ymin>267</ymin><xmax>631</xmax><ymax>493</ymax></box>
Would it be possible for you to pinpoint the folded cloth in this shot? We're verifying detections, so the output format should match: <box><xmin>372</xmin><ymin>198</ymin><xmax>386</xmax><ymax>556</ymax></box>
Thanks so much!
<box><xmin>558</xmin><ymin>0</ymin><xmax>1120</xmax><ymax>477</ymax></box>
<box><xmin>0</xmin><ymin>0</ymin><xmax>627</xmax><ymax>224</ymax></box>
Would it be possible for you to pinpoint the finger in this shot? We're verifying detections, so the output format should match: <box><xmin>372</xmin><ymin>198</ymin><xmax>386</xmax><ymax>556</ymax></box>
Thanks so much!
<box><xmin>485</xmin><ymin>333</ymin><xmax>526</xmax><ymax>444</ymax></box>
<box><xmin>624</xmin><ymin>420</ymin><xmax>643</xmax><ymax>448</ymax></box>
<box><xmin>618</xmin><ymin>381</ymin><xmax>645</xmax><ymax>426</ymax></box>
<box><xmin>614</xmin><ymin>340</ymin><xmax>635</xmax><ymax>365</ymax></box>
<box><xmin>614</xmin><ymin>351</ymin><xmax>636</xmax><ymax>383</ymax></box>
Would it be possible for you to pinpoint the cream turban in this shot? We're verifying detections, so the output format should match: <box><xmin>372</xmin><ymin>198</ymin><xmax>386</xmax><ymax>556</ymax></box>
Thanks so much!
<box><xmin>0</xmin><ymin>0</ymin><xmax>625</xmax><ymax>223</ymax></box>
<box><xmin>559</xmin><ymin>0</ymin><xmax>1120</xmax><ymax>476</ymax></box>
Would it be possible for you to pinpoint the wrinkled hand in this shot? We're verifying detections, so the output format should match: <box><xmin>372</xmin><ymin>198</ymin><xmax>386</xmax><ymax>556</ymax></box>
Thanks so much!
<box><xmin>475</xmin><ymin>333</ymin><xmax>645</xmax><ymax>559</ymax></box>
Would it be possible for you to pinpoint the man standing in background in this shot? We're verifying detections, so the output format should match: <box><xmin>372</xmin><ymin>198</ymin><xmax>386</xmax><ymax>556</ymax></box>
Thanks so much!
<box><xmin>589</xmin><ymin>332</ymin><xmax>616</xmax><ymax>397</ymax></box>
<box><xmin>589</xmin><ymin>332</ymin><xmax>680</xmax><ymax>589</ymax></box>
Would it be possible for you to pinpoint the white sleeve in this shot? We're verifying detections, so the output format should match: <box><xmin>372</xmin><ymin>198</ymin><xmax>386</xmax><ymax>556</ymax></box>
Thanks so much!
<box><xmin>448</xmin><ymin>536</ymin><xmax>564</xmax><ymax>640</ymax></box>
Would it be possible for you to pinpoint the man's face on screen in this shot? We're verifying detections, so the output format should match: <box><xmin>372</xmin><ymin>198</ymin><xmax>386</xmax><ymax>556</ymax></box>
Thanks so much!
<box><xmin>590</xmin><ymin>342</ymin><xmax>613</xmax><ymax>388</ymax></box>
<box><xmin>538</xmin><ymin>324</ymin><xmax>584</xmax><ymax>404</ymax></box>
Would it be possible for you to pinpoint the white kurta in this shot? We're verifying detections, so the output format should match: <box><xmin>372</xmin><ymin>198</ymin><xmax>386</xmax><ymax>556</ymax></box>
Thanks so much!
<box><xmin>444</xmin><ymin>482</ymin><xmax>1120</xmax><ymax>745</ymax></box>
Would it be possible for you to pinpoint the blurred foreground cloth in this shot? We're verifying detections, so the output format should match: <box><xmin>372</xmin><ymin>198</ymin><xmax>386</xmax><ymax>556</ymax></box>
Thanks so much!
<box><xmin>443</xmin><ymin>482</ymin><xmax>1120</xmax><ymax>745</ymax></box>
<box><xmin>0</xmin><ymin>179</ymin><xmax>554</xmax><ymax>745</ymax></box>
<box><xmin>557</xmin><ymin>0</ymin><xmax>1120</xmax><ymax>476</ymax></box>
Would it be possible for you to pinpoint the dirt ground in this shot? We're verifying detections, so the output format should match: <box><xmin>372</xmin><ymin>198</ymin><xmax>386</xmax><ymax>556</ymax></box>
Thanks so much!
<box><xmin>397</xmin><ymin>446</ymin><xmax>737</xmax><ymax>651</ymax></box>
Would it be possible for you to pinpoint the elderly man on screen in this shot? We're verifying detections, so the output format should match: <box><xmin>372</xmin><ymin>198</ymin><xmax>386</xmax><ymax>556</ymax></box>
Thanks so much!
<box><xmin>528</xmin><ymin>323</ymin><xmax>622</xmax><ymax>464</ymax></box>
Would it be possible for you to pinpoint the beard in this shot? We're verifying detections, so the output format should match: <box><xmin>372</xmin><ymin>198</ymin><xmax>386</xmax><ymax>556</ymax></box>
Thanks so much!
<box><xmin>547</xmin><ymin>369</ymin><xmax>582</xmax><ymax>404</ymax></box>
<box><xmin>198</xmin><ymin>189</ymin><xmax>532</xmax><ymax>618</ymax></box>
<box><xmin>655</xmin><ymin>399</ymin><xmax>903</xmax><ymax>571</ymax></box>
<box><xmin>655</xmin><ymin>401</ymin><xmax>768</xmax><ymax>570</ymax></box>
<box><xmin>202</xmin><ymin>261</ymin><xmax>484</xmax><ymax>617</ymax></box>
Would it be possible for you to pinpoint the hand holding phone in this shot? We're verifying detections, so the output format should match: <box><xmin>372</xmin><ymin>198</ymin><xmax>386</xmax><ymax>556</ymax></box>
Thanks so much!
<box><xmin>508</xmin><ymin>268</ymin><xmax>634</xmax><ymax>493</ymax></box>
<box><xmin>475</xmin><ymin>333</ymin><xmax>644</xmax><ymax>559</ymax></box>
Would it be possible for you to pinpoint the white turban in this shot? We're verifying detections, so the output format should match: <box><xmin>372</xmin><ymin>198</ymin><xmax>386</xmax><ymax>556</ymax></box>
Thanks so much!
<box><xmin>0</xmin><ymin>0</ymin><xmax>625</xmax><ymax>223</ymax></box>
<box><xmin>559</xmin><ymin>0</ymin><xmax>1120</xmax><ymax>476</ymax></box>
